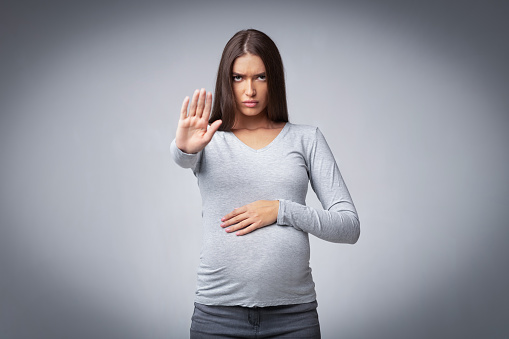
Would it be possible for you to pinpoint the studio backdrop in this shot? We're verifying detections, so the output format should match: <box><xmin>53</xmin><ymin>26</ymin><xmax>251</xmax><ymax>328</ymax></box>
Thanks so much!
<box><xmin>1</xmin><ymin>1</ymin><xmax>508</xmax><ymax>338</ymax></box>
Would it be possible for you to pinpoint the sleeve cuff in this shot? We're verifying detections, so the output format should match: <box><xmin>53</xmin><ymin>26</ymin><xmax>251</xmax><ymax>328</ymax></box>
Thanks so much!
<box><xmin>277</xmin><ymin>199</ymin><xmax>287</xmax><ymax>226</ymax></box>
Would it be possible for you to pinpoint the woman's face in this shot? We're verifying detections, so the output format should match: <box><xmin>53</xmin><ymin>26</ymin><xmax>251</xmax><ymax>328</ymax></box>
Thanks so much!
<box><xmin>232</xmin><ymin>54</ymin><xmax>268</xmax><ymax>119</ymax></box>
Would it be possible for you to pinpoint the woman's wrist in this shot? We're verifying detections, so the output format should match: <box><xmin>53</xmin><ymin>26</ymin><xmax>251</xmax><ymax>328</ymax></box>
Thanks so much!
<box><xmin>273</xmin><ymin>200</ymin><xmax>280</xmax><ymax>221</ymax></box>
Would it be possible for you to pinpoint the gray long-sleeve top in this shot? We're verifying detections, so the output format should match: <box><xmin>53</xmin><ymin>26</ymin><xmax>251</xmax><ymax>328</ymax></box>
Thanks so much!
<box><xmin>170</xmin><ymin>123</ymin><xmax>359</xmax><ymax>307</ymax></box>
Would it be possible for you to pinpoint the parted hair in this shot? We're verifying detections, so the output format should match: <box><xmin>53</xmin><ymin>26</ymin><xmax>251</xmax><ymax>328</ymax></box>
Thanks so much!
<box><xmin>209</xmin><ymin>29</ymin><xmax>289</xmax><ymax>131</ymax></box>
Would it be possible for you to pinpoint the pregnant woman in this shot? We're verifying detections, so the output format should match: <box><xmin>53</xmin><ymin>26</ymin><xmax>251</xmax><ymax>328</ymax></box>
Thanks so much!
<box><xmin>170</xmin><ymin>29</ymin><xmax>360</xmax><ymax>339</ymax></box>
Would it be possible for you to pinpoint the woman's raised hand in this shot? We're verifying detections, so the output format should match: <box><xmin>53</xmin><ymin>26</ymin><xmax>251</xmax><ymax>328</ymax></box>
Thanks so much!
<box><xmin>175</xmin><ymin>88</ymin><xmax>222</xmax><ymax>154</ymax></box>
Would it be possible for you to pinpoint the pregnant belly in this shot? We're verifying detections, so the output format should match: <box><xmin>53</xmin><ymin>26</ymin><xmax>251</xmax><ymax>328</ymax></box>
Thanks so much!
<box><xmin>197</xmin><ymin>224</ymin><xmax>312</xmax><ymax>303</ymax></box>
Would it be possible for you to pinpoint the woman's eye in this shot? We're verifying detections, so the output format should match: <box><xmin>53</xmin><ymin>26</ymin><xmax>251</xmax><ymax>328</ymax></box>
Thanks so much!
<box><xmin>258</xmin><ymin>75</ymin><xmax>266</xmax><ymax>81</ymax></box>
<box><xmin>233</xmin><ymin>75</ymin><xmax>242</xmax><ymax>81</ymax></box>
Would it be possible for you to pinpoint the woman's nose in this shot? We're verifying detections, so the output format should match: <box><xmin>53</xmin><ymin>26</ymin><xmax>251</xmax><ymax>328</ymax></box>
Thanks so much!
<box><xmin>245</xmin><ymin>81</ymin><xmax>256</xmax><ymax>96</ymax></box>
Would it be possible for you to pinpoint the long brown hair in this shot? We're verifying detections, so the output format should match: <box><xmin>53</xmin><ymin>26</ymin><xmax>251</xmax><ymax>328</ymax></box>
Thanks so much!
<box><xmin>209</xmin><ymin>29</ymin><xmax>289</xmax><ymax>131</ymax></box>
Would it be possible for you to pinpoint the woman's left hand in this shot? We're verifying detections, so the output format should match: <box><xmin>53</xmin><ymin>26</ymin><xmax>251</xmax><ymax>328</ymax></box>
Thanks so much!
<box><xmin>221</xmin><ymin>200</ymin><xmax>279</xmax><ymax>236</ymax></box>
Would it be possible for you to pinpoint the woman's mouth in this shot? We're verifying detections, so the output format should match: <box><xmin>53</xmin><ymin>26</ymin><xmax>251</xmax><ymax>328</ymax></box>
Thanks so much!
<box><xmin>242</xmin><ymin>101</ymin><xmax>258</xmax><ymax>108</ymax></box>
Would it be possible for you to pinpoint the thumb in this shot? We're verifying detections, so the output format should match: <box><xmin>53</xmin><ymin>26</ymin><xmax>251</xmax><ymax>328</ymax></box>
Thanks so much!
<box><xmin>205</xmin><ymin>120</ymin><xmax>222</xmax><ymax>140</ymax></box>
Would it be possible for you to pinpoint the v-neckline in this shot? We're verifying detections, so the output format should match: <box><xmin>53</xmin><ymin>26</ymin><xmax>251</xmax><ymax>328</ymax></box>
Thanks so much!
<box><xmin>230</xmin><ymin>123</ymin><xmax>289</xmax><ymax>153</ymax></box>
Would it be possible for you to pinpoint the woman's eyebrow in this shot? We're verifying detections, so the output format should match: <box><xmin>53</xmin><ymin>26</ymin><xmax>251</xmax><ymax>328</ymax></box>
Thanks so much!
<box><xmin>232</xmin><ymin>72</ymin><xmax>266</xmax><ymax>77</ymax></box>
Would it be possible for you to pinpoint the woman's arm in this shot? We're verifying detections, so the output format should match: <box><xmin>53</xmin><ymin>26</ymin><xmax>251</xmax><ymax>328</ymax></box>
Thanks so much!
<box><xmin>277</xmin><ymin>200</ymin><xmax>360</xmax><ymax>244</ymax></box>
<box><xmin>278</xmin><ymin>128</ymin><xmax>360</xmax><ymax>244</ymax></box>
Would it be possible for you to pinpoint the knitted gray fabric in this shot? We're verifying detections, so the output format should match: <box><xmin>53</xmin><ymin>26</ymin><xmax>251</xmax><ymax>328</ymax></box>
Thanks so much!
<box><xmin>170</xmin><ymin>123</ymin><xmax>359</xmax><ymax>307</ymax></box>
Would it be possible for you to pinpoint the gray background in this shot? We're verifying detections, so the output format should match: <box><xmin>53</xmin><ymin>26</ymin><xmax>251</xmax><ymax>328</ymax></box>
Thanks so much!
<box><xmin>1</xmin><ymin>1</ymin><xmax>508</xmax><ymax>338</ymax></box>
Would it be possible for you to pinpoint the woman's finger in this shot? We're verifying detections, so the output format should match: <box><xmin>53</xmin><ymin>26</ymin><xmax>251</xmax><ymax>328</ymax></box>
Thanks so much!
<box><xmin>221</xmin><ymin>206</ymin><xmax>245</xmax><ymax>222</ymax></box>
<box><xmin>180</xmin><ymin>96</ymin><xmax>190</xmax><ymax>120</ymax></box>
<box><xmin>225</xmin><ymin>219</ymin><xmax>249</xmax><ymax>233</ymax></box>
<box><xmin>188</xmin><ymin>89</ymin><xmax>200</xmax><ymax>117</ymax></box>
<box><xmin>221</xmin><ymin>212</ymin><xmax>247</xmax><ymax>228</ymax></box>
<box><xmin>204</xmin><ymin>119</ymin><xmax>222</xmax><ymax>142</ymax></box>
<box><xmin>196</xmin><ymin>88</ymin><xmax>206</xmax><ymax>118</ymax></box>
<box><xmin>202</xmin><ymin>91</ymin><xmax>213</xmax><ymax>121</ymax></box>
<box><xmin>226</xmin><ymin>218</ymin><xmax>258</xmax><ymax>233</ymax></box>
<box><xmin>235</xmin><ymin>224</ymin><xmax>258</xmax><ymax>236</ymax></box>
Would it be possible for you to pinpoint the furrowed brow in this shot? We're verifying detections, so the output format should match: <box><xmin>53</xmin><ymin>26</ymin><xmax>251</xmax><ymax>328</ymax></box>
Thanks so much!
<box><xmin>231</xmin><ymin>72</ymin><xmax>266</xmax><ymax>77</ymax></box>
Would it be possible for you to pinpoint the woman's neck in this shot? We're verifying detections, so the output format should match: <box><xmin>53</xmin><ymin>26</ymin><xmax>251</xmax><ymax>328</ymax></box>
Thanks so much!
<box><xmin>232</xmin><ymin>113</ymin><xmax>279</xmax><ymax>130</ymax></box>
